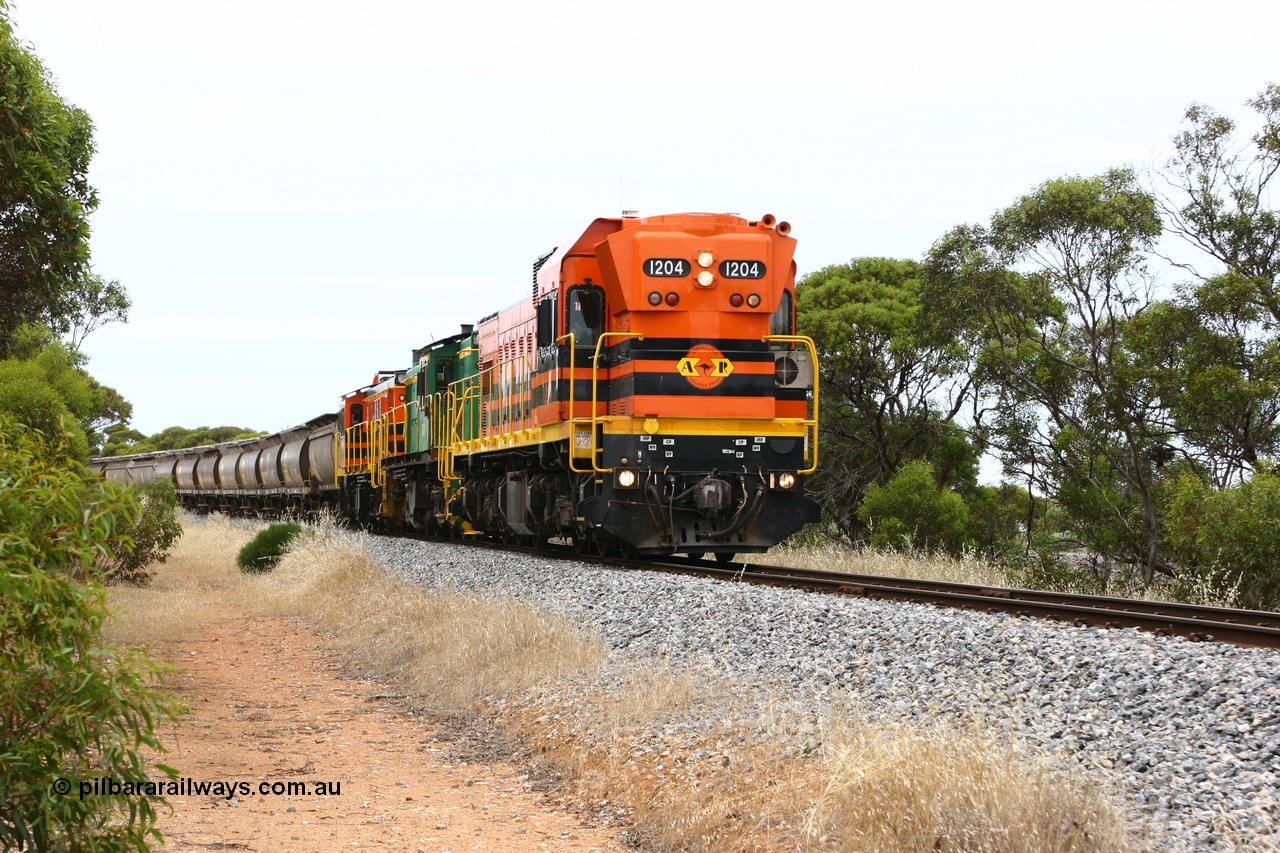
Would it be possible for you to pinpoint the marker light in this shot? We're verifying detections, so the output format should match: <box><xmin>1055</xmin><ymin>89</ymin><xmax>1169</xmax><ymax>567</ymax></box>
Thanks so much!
<box><xmin>649</xmin><ymin>291</ymin><xmax>662</xmax><ymax>306</ymax></box>
<box><xmin>729</xmin><ymin>293</ymin><xmax>744</xmax><ymax>307</ymax></box>
<box><xmin>746</xmin><ymin>293</ymin><xmax>761</xmax><ymax>307</ymax></box>
<box><xmin>697</xmin><ymin>251</ymin><xmax>714</xmax><ymax>268</ymax></box>
<box><xmin>665</xmin><ymin>292</ymin><xmax>680</xmax><ymax>306</ymax></box>
<box><xmin>697</xmin><ymin>271</ymin><xmax>714</xmax><ymax>287</ymax></box>
<box><xmin>616</xmin><ymin>469</ymin><xmax>638</xmax><ymax>488</ymax></box>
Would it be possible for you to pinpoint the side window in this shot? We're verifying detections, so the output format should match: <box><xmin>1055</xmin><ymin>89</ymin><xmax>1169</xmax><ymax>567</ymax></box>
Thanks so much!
<box><xmin>567</xmin><ymin>287</ymin><xmax>604</xmax><ymax>348</ymax></box>
<box><xmin>349</xmin><ymin>403</ymin><xmax>363</xmax><ymax>427</ymax></box>
<box><xmin>436</xmin><ymin>358</ymin><xmax>454</xmax><ymax>391</ymax></box>
<box><xmin>769</xmin><ymin>291</ymin><xmax>794</xmax><ymax>343</ymax></box>
<box><xmin>537</xmin><ymin>295</ymin><xmax>556</xmax><ymax>346</ymax></box>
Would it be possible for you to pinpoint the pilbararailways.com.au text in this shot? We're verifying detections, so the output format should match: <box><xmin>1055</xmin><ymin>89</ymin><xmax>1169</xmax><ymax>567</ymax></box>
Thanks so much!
<box><xmin>52</xmin><ymin>776</ymin><xmax>342</xmax><ymax>800</ymax></box>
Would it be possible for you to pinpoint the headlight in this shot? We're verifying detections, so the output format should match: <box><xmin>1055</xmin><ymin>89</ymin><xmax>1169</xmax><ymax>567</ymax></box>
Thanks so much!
<box><xmin>616</xmin><ymin>469</ymin><xmax>638</xmax><ymax>489</ymax></box>
<box><xmin>773</xmin><ymin>472</ymin><xmax>797</xmax><ymax>490</ymax></box>
<box><xmin>697</xmin><ymin>270</ymin><xmax>714</xmax><ymax>287</ymax></box>
<box><xmin>697</xmin><ymin>251</ymin><xmax>714</xmax><ymax>268</ymax></box>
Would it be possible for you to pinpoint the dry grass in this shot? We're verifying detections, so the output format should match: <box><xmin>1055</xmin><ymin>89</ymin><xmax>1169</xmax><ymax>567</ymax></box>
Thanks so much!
<box><xmin>749</xmin><ymin>539</ymin><xmax>1248</xmax><ymax>609</ymax></box>
<box><xmin>804</xmin><ymin>720</ymin><xmax>1125</xmax><ymax>852</ymax></box>
<box><xmin>247</xmin><ymin>520</ymin><xmax>605</xmax><ymax>713</ymax></box>
<box><xmin>108</xmin><ymin>516</ymin><xmax>1137</xmax><ymax>852</ymax></box>
<box><xmin>750</xmin><ymin>540</ymin><xmax>1007</xmax><ymax>587</ymax></box>
<box><xmin>494</xmin><ymin>688</ymin><xmax>1131</xmax><ymax>853</ymax></box>
<box><xmin>103</xmin><ymin>513</ymin><xmax>262</xmax><ymax>645</ymax></box>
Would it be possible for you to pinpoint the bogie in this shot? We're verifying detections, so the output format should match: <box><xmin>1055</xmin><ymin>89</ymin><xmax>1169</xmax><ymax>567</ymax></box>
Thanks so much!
<box><xmin>90</xmin><ymin>212</ymin><xmax>821</xmax><ymax>559</ymax></box>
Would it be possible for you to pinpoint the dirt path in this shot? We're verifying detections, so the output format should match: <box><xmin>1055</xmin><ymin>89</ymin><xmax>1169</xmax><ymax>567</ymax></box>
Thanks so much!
<box><xmin>147</xmin><ymin>611</ymin><xmax>631</xmax><ymax>852</ymax></box>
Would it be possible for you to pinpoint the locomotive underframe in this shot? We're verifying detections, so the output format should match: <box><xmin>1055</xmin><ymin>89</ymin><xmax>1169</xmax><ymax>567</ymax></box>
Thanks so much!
<box><xmin>371</xmin><ymin>428</ymin><xmax>818</xmax><ymax>558</ymax></box>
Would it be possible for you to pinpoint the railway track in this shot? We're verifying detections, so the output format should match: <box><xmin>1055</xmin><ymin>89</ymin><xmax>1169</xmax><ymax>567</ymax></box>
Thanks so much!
<box><xmin>641</xmin><ymin>556</ymin><xmax>1280</xmax><ymax>649</ymax></box>
<box><xmin>399</xmin><ymin>531</ymin><xmax>1280</xmax><ymax>648</ymax></box>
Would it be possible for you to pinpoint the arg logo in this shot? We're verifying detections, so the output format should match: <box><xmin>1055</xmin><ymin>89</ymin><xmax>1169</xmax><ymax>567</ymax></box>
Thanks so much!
<box><xmin>676</xmin><ymin>344</ymin><xmax>734</xmax><ymax>390</ymax></box>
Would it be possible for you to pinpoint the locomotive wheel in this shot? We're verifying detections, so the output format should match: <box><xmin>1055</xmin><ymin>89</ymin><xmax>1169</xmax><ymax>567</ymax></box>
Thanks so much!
<box><xmin>572</xmin><ymin>536</ymin><xmax>591</xmax><ymax>555</ymax></box>
<box><xmin>715</xmin><ymin>552</ymin><xmax>738</xmax><ymax>564</ymax></box>
<box><xmin>687</xmin><ymin>551</ymin><xmax>707</xmax><ymax>561</ymax></box>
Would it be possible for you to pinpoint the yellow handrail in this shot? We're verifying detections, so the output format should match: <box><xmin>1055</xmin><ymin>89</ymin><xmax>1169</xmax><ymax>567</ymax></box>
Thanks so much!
<box><xmin>761</xmin><ymin>334</ymin><xmax>820</xmax><ymax>474</ymax></box>
<box><xmin>588</xmin><ymin>331</ymin><xmax>643</xmax><ymax>473</ymax></box>
<box><xmin>363</xmin><ymin>402</ymin><xmax>409</xmax><ymax>490</ymax></box>
<box><xmin>446</xmin><ymin>352</ymin><xmax>536</xmax><ymax>444</ymax></box>
<box><xmin>555</xmin><ymin>332</ymin><xmax>588</xmax><ymax>473</ymax></box>
<box><xmin>333</xmin><ymin>422</ymin><xmax>342</xmax><ymax>478</ymax></box>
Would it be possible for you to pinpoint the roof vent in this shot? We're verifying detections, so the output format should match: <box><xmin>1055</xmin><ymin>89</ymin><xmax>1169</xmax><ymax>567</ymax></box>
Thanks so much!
<box><xmin>621</xmin><ymin>209</ymin><xmax>640</xmax><ymax>218</ymax></box>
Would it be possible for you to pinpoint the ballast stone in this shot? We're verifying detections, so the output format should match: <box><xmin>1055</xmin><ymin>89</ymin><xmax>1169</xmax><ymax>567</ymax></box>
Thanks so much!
<box><xmin>363</xmin><ymin>534</ymin><xmax>1280</xmax><ymax>852</ymax></box>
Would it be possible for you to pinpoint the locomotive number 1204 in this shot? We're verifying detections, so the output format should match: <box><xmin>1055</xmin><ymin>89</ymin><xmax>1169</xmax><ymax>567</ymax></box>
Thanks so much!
<box><xmin>643</xmin><ymin>258</ymin><xmax>690</xmax><ymax>277</ymax></box>
<box><xmin>719</xmin><ymin>260</ymin><xmax>767</xmax><ymax>279</ymax></box>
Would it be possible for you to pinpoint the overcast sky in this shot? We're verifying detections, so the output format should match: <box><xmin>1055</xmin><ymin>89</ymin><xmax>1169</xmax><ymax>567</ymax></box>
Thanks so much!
<box><xmin>11</xmin><ymin>0</ymin><xmax>1278</xmax><ymax>437</ymax></box>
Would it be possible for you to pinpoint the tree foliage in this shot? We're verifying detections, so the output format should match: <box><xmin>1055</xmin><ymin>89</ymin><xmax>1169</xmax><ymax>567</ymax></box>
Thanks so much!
<box><xmin>796</xmin><ymin>258</ymin><xmax>975</xmax><ymax>541</ymax></box>
<box><xmin>96</xmin><ymin>477</ymin><xmax>183</xmax><ymax>586</ymax></box>
<box><xmin>0</xmin><ymin>417</ymin><xmax>179</xmax><ymax>851</ymax></box>
<box><xmin>1159</xmin><ymin>83</ymin><xmax>1280</xmax><ymax>324</ymax></box>
<box><xmin>0</xmin><ymin>325</ymin><xmax>132</xmax><ymax>460</ymax></box>
<box><xmin>58</xmin><ymin>272</ymin><xmax>131</xmax><ymax>352</ymax></box>
<box><xmin>923</xmin><ymin>168</ymin><xmax>1171</xmax><ymax>581</ymax></box>
<box><xmin>857</xmin><ymin>459</ymin><xmax>971</xmax><ymax>555</ymax></box>
<box><xmin>1127</xmin><ymin>271</ymin><xmax>1280</xmax><ymax>485</ymax></box>
<box><xmin>0</xmin><ymin>6</ymin><xmax>102</xmax><ymax>355</ymax></box>
<box><xmin>1163</xmin><ymin>467</ymin><xmax>1280</xmax><ymax>610</ymax></box>
<box><xmin>965</xmin><ymin>482</ymin><xmax>1039</xmax><ymax>558</ymax></box>
<box><xmin>1138</xmin><ymin>85</ymin><xmax>1280</xmax><ymax>486</ymax></box>
<box><xmin>102</xmin><ymin>423</ymin><xmax>266</xmax><ymax>457</ymax></box>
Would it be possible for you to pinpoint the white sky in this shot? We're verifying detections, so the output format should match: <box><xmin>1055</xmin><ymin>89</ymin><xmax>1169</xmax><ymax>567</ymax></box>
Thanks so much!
<box><xmin>11</xmin><ymin>0</ymin><xmax>1278</xmax><ymax>436</ymax></box>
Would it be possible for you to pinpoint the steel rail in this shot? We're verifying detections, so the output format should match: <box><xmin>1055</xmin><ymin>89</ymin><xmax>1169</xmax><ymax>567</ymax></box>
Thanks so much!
<box><xmin>639</xmin><ymin>557</ymin><xmax>1280</xmax><ymax>649</ymax></box>
<box><xmin>377</xmin><ymin>531</ymin><xmax>1280</xmax><ymax>648</ymax></box>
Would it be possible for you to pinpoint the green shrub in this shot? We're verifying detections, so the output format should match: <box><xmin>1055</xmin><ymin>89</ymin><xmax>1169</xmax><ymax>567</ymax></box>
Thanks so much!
<box><xmin>96</xmin><ymin>477</ymin><xmax>183</xmax><ymax>586</ymax></box>
<box><xmin>237</xmin><ymin>522</ymin><xmax>303</xmax><ymax>573</ymax></box>
<box><xmin>858</xmin><ymin>459</ymin><xmax>971</xmax><ymax>555</ymax></box>
<box><xmin>1163</xmin><ymin>468</ymin><xmax>1280</xmax><ymax>610</ymax></box>
<box><xmin>964</xmin><ymin>482</ymin><xmax>1037</xmax><ymax>557</ymax></box>
<box><xmin>0</xmin><ymin>416</ymin><xmax>179</xmax><ymax>852</ymax></box>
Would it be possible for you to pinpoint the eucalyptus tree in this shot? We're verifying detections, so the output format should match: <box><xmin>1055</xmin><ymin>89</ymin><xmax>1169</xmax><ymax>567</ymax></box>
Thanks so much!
<box><xmin>795</xmin><ymin>257</ymin><xmax>975</xmax><ymax>541</ymax></box>
<box><xmin>1138</xmin><ymin>85</ymin><xmax>1280</xmax><ymax>484</ymax></box>
<box><xmin>0</xmin><ymin>6</ymin><xmax>101</xmax><ymax>354</ymax></box>
<box><xmin>923</xmin><ymin>169</ymin><xmax>1172</xmax><ymax>582</ymax></box>
<box><xmin>1159</xmin><ymin>84</ymin><xmax>1280</xmax><ymax>320</ymax></box>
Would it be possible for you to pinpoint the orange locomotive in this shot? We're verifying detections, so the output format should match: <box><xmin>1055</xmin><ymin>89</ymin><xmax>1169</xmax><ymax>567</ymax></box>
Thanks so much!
<box><xmin>93</xmin><ymin>211</ymin><xmax>820</xmax><ymax>559</ymax></box>
<box><xmin>342</xmin><ymin>211</ymin><xmax>821</xmax><ymax>559</ymax></box>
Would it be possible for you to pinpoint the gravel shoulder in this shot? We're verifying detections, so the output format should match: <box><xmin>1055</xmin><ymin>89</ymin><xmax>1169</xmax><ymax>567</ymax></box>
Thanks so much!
<box><xmin>366</xmin><ymin>535</ymin><xmax>1280</xmax><ymax>852</ymax></box>
<box><xmin>146</xmin><ymin>605</ymin><xmax>630</xmax><ymax>852</ymax></box>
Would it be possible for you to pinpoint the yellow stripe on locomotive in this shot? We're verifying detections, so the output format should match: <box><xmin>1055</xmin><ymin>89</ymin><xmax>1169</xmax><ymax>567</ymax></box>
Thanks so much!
<box><xmin>92</xmin><ymin>212</ymin><xmax>821</xmax><ymax>557</ymax></box>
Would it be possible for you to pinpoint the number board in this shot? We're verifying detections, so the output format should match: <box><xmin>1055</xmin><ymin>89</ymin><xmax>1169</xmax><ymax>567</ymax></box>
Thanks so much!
<box><xmin>643</xmin><ymin>258</ymin><xmax>690</xmax><ymax>277</ymax></box>
<box><xmin>718</xmin><ymin>260</ymin><xmax>767</xmax><ymax>279</ymax></box>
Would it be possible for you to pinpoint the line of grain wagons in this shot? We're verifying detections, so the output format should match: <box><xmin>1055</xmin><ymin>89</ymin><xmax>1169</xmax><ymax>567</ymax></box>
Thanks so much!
<box><xmin>95</xmin><ymin>414</ymin><xmax>340</xmax><ymax>512</ymax></box>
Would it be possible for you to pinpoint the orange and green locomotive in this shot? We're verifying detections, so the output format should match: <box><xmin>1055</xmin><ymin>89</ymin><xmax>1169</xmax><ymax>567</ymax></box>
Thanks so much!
<box><xmin>337</xmin><ymin>211</ymin><xmax>820</xmax><ymax>559</ymax></box>
<box><xmin>92</xmin><ymin>212</ymin><xmax>820</xmax><ymax>560</ymax></box>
